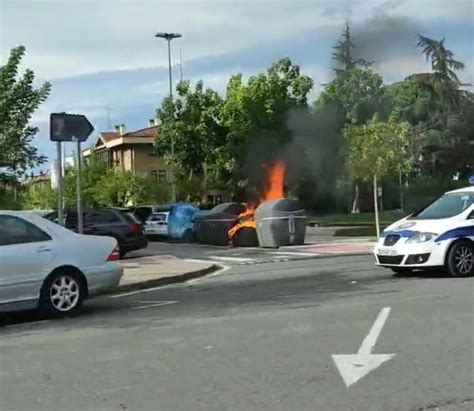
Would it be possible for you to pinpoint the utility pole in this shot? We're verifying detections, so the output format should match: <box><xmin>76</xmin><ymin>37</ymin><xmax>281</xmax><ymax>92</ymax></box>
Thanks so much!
<box><xmin>106</xmin><ymin>106</ymin><xmax>112</xmax><ymax>129</ymax></box>
<box><xmin>179</xmin><ymin>48</ymin><xmax>183</xmax><ymax>82</ymax></box>
<box><xmin>56</xmin><ymin>142</ymin><xmax>64</xmax><ymax>225</ymax></box>
<box><xmin>73</xmin><ymin>137</ymin><xmax>83</xmax><ymax>234</ymax></box>
<box><xmin>155</xmin><ymin>32</ymin><xmax>182</xmax><ymax>203</ymax></box>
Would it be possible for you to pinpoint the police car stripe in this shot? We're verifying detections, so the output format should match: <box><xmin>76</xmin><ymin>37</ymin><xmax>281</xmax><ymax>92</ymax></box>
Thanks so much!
<box><xmin>381</xmin><ymin>230</ymin><xmax>418</xmax><ymax>238</ymax></box>
<box><xmin>436</xmin><ymin>226</ymin><xmax>474</xmax><ymax>242</ymax></box>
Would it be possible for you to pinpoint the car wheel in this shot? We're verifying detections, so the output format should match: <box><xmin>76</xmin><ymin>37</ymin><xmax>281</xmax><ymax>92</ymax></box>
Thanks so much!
<box><xmin>390</xmin><ymin>267</ymin><xmax>412</xmax><ymax>276</ymax></box>
<box><xmin>39</xmin><ymin>270</ymin><xmax>85</xmax><ymax>317</ymax></box>
<box><xmin>446</xmin><ymin>240</ymin><xmax>474</xmax><ymax>277</ymax></box>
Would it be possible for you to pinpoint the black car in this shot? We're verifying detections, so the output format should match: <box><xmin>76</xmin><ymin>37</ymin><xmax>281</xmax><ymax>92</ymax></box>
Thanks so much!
<box><xmin>44</xmin><ymin>208</ymin><xmax>148</xmax><ymax>258</ymax></box>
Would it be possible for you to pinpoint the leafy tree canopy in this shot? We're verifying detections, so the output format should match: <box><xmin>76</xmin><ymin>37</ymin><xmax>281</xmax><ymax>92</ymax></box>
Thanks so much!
<box><xmin>0</xmin><ymin>46</ymin><xmax>51</xmax><ymax>181</ymax></box>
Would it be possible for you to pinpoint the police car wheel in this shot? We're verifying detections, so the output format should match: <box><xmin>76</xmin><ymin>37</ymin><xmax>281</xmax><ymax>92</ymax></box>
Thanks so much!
<box><xmin>446</xmin><ymin>240</ymin><xmax>474</xmax><ymax>277</ymax></box>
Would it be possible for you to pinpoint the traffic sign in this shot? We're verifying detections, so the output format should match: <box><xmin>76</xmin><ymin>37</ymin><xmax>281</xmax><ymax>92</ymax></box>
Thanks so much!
<box><xmin>50</xmin><ymin>113</ymin><xmax>94</xmax><ymax>142</ymax></box>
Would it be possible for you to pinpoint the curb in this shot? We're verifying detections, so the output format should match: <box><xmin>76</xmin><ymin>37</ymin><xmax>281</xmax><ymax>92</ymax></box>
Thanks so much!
<box><xmin>105</xmin><ymin>264</ymin><xmax>222</xmax><ymax>295</ymax></box>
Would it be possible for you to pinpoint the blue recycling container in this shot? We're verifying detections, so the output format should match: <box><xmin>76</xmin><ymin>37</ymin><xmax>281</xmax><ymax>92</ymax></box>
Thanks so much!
<box><xmin>167</xmin><ymin>203</ymin><xmax>199</xmax><ymax>242</ymax></box>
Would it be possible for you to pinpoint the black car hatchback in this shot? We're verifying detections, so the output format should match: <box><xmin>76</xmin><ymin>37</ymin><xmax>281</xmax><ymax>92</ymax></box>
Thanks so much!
<box><xmin>45</xmin><ymin>209</ymin><xmax>148</xmax><ymax>258</ymax></box>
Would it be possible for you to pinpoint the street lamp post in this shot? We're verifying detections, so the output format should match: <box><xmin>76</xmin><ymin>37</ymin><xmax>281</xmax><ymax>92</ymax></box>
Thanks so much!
<box><xmin>155</xmin><ymin>32</ymin><xmax>182</xmax><ymax>203</ymax></box>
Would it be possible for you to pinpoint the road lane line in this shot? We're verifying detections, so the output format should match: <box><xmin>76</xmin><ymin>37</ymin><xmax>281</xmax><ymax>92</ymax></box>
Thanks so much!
<box><xmin>131</xmin><ymin>301</ymin><xmax>178</xmax><ymax>310</ymax></box>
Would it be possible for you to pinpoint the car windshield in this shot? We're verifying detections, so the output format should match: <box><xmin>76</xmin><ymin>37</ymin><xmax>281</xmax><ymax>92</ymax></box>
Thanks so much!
<box><xmin>410</xmin><ymin>192</ymin><xmax>474</xmax><ymax>220</ymax></box>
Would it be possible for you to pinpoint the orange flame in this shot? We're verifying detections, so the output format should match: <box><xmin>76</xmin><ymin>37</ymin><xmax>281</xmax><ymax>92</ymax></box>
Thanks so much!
<box><xmin>228</xmin><ymin>207</ymin><xmax>256</xmax><ymax>239</ymax></box>
<box><xmin>228</xmin><ymin>162</ymin><xmax>286</xmax><ymax>244</ymax></box>
<box><xmin>264</xmin><ymin>161</ymin><xmax>285</xmax><ymax>200</ymax></box>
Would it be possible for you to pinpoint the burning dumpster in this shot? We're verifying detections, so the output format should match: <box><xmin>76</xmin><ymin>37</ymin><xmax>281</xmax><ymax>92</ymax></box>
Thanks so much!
<box><xmin>194</xmin><ymin>202</ymin><xmax>247</xmax><ymax>246</ymax></box>
<box><xmin>255</xmin><ymin>199</ymin><xmax>306</xmax><ymax>248</ymax></box>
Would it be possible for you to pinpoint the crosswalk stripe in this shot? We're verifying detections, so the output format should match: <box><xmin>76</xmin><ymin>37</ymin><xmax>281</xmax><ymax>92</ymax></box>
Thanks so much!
<box><xmin>269</xmin><ymin>251</ymin><xmax>318</xmax><ymax>257</ymax></box>
<box><xmin>208</xmin><ymin>256</ymin><xmax>256</xmax><ymax>262</ymax></box>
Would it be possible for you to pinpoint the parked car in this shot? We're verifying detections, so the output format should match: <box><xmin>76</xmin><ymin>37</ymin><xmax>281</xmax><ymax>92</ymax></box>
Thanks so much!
<box><xmin>44</xmin><ymin>209</ymin><xmax>148</xmax><ymax>258</ymax></box>
<box><xmin>144</xmin><ymin>212</ymin><xmax>169</xmax><ymax>236</ymax></box>
<box><xmin>374</xmin><ymin>186</ymin><xmax>474</xmax><ymax>276</ymax></box>
<box><xmin>133</xmin><ymin>205</ymin><xmax>171</xmax><ymax>224</ymax></box>
<box><xmin>0</xmin><ymin>211</ymin><xmax>123</xmax><ymax>315</ymax></box>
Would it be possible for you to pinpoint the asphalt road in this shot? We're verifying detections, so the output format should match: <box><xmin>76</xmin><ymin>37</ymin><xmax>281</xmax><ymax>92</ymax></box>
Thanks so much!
<box><xmin>1</xmin><ymin>256</ymin><xmax>473</xmax><ymax>411</ymax></box>
<box><xmin>129</xmin><ymin>228</ymin><xmax>372</xmax><ymax>266</ymax></box>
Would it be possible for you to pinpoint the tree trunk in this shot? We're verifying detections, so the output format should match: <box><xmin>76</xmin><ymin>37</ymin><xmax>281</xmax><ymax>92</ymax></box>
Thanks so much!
<box><xmin>373</xmin><ymin>175</ymin><xmax>380</xmax><ymax>237</ymax></box>
<box><xmin>399</xmin><ymin>170</ymin><xmax>404</xmax><ymax>211</ymax></box>
<box><xmin>351</xmin><ymin>183</ymin><xmax>360</xmax><ymax>213</ymax></box>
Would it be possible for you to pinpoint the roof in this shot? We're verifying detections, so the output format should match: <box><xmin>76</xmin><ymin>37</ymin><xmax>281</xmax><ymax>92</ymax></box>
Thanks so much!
<box><xmin>123</xmin><ymin>125</ymin><xmax>159</xmax><ymax>138</ymax></box>
<box><xmin>85</xmin><ymin>124</ymin><xmax>160</xmax><ymax>154</ymax></box>
<box><xmin>100</xmin><ymin>132</ymin><xmax>120</xmax><ymax>142</ymax></box>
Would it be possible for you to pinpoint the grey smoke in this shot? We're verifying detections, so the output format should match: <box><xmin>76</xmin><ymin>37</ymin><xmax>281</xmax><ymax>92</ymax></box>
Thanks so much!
<box><xmin>240</xmin><ymin>105</ymin><xmax>343</xmax><ymax>203</ymax></box>
<box><xmin>352</xmin><ymin>15</ymin><xmax>425</xmax><ymax>66</ymax></box>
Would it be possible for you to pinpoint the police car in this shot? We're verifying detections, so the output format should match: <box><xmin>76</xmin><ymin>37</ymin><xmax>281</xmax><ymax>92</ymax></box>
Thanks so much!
<box><xmin>375</xmin><ymin>185</ymin><xmax>474</xmax><ymax>276</ymax></box>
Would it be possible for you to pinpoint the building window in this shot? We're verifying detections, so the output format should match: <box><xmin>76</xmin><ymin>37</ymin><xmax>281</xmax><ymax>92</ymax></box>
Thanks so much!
<box><xmin>158</xmin><ymin>170</ymin><xmax>167</xmax><ymax>182</ymax></box>
<box><xmin>151</xmin><ymin>170</ymin><xmax>167</xmax><ymax>182</ymax></box>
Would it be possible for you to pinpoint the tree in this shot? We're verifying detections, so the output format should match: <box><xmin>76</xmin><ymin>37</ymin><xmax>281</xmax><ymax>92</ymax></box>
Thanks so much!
<box><xmin>63</xmin><ymin>155</ymin><xmax>108</xmax><ymax>208</ymax></box>
<box><xmin>403</xmin><ymin>35</ymin><xmax>472</xmax><ymax>175</ymax></box>
<box><xmin>332</xmin><ymin>21</ymin><xmax>372</xmax><ymax>74</ymax></box>
<box><xmin>94</xmin><ymin>169</ymin><xmax>157</xmax><ymax>208</ymax></box>
<box><xmin>344</xmin><ymin>115</ymin><xmax>412</xmax><ymax>235</ymax></box>
<box><xmin>317</xmin><ymin>68</ymin><xmax>385</xmax><ymax>123</ymax></box>
<box><xmin>416</xmin><ymin>34</ymin><xmax>465</xmax><ymax>83</ymax></box>
<box><xmin>220</xmin><ymin>58</ymin><xmax>313</xmax><ymax>196</ymax></box>
<box><xmin>155</xmin><ymin>80</ymin><xmax>225</xmax><ymax>180</ymax></box>
<box><xmin>0</xmin><ymin>46</ymin><xmax>51</xmax><ymax>180</ymax></box>
<box><xmin>22</xmin><ymin>184</ymin><xmax>56</xmax><ymax>210</ymax></box>
<box><xmin>318</xmin><ymin>25</ymin><xmax>379</xmax><ymax>213</ymax></box>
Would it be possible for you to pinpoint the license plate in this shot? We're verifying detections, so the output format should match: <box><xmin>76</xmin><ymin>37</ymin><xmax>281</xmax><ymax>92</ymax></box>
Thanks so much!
<box><xmin>377</xmin><ymin>247</ymin><xmax>398</xmax><ymax>256</ymax></box>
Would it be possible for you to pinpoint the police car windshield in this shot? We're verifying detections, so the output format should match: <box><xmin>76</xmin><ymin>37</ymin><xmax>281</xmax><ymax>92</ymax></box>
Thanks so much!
<box><xmin>410</xmin><ymin>192</ymin><xmax>474</xmax><ymax>220</ymax></box>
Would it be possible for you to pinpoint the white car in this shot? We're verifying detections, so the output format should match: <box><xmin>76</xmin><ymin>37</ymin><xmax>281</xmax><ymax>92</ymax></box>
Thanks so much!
<box><xmin>375</xmin><ymin>186</ymin><xmax>474</xmax><ymax>277</ymax></box>
<box><xmin>144</xmin><ymin>212</ymin><xmax>169</xmax><ymax>236</ymax></box>
<box><xmin>0</xmin><ymin>211</ymin><xmax>123</xmax><ymax>316</ymax></box>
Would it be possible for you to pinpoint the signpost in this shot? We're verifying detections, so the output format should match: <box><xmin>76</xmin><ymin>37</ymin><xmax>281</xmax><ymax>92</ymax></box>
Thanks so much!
<box><xmin>50</xmin><ymin>113</ymin><xmax>94</xmax><ymax>233</ymax></box>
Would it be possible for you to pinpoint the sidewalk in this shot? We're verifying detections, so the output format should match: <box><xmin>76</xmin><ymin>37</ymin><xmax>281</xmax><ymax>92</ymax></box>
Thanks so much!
<box><xmin>108</xmin><ymin>255</ymin><xmax>219</xmax><ymax>294</ymax></box>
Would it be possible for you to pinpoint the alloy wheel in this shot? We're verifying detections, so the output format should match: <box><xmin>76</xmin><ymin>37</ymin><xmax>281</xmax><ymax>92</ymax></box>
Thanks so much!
<box><xmin>454</xmin><ymin>245</ymin><xmax>473</xmax><ymax>275</ymax></box>
<box><xmin>50</xmin><ymin>275</ymin><xmax>80</xmax><ymax>312</ymax></box>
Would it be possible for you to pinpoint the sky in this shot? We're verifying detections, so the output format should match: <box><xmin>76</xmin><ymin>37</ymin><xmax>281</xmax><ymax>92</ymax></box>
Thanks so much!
<box><xmin>1</xmin><ymin>0</ymin><xmax>473</xmax><ymax>170</ymax></box>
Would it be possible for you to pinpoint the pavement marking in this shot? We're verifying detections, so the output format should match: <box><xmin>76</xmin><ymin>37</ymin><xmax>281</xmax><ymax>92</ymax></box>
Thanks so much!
<box><xmin>110</xmin><ymin>285</ymin><xmax>181</xmax><ymax>298</ymax></box>
<box><xmin>208</xmin><ymin>256</ymin><xmax>256</xmax><ymax>262</ymax></box>
<box><xmin>269</xmin><ymin>251</ymin><xmax>320</xmax><ymax>257</ymax></box>
<box><xmin>131</xmin><ymin>301</ymin><xmax>179</xmax><ymax>310</ymax></box>
<box><xmin>184</xmin><ymin>258</ymin><xmax>216</xmax><ymax>264</ymax></box>
<box><xmin>332</xmin><ymin>306</ymin><xmax>395</xmax><ymax>388</ymax></box>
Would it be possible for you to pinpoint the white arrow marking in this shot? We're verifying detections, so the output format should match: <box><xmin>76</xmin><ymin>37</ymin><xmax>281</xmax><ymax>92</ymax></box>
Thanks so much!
<box><xmin>332</xmin><ymin>307</ymin><xmax>395</xmax><ymax>387</ymax></box>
